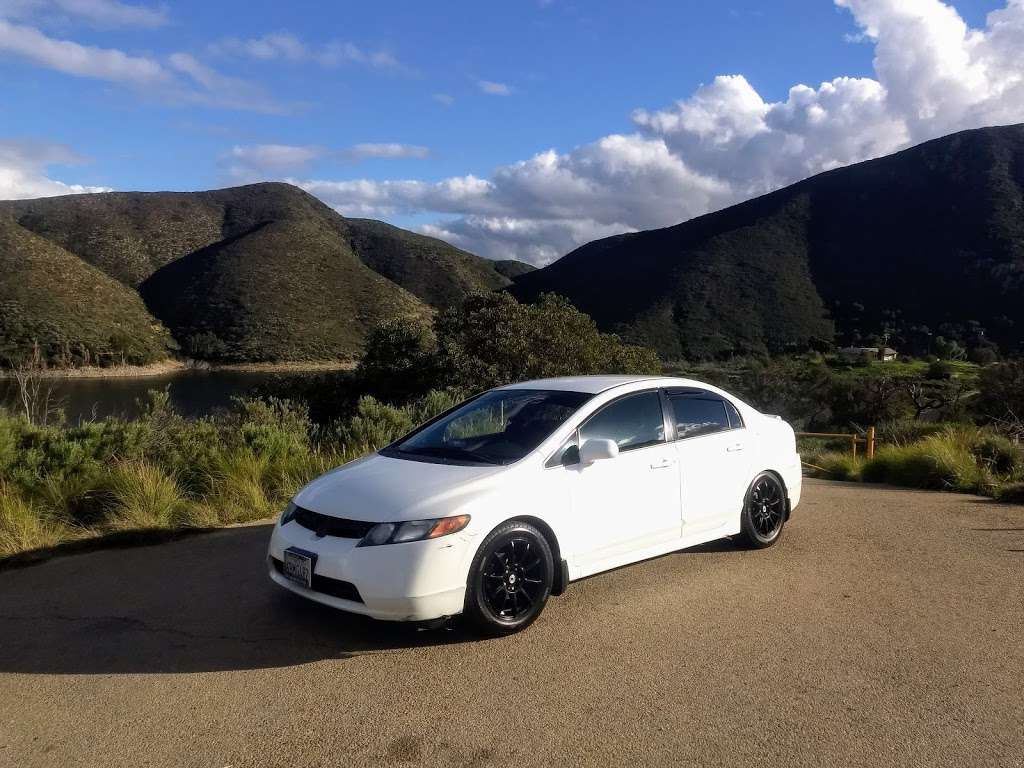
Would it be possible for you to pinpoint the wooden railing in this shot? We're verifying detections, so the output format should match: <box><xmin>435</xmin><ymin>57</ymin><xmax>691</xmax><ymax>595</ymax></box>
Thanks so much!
<box><xmin>796</xmin><ymin>426</ymin><xmax>876</xmax><ymax>459</ymax></box>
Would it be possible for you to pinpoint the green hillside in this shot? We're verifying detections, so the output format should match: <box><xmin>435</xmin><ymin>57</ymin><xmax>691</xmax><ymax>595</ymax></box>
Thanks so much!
<box><xmin>0</xmin><ymin>183</ymin><xmax>511</xmax><ymax>364</ymax></box>
<box><xmin>513</xmin><ymin>124</ymin><xmax>1024</xmax><ymax>358</ymax></box>
<box><xmin>344</xmin><ymin>218</ymin><xmax>514</xmax><ymax>308</ymax></box>
<box><xmin>0</xmin><ymin>217</ymin><xmax>173</xmax><ymax>366</ymax></box>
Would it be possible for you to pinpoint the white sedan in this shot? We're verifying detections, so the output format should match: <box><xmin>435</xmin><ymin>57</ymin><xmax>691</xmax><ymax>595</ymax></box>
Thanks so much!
<box><xmin>267</xmin><ymin>375</ymin><xmax>801</xmax><ymax>635</ymax></box>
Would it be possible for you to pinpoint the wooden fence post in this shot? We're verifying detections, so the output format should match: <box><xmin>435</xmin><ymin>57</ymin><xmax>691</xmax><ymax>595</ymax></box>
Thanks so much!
<box><xmin>866</xmin><ymin>426</ymin><xmax>876</xmax><ymax>460</ymax></box>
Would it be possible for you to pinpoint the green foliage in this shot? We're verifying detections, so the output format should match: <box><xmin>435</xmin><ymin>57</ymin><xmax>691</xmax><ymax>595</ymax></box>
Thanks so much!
<box><xmin>859</xmin><ymin>426</ymin><xmax>1021</xmax><ymax>495</ymax></box>
<box><xmin>0</xmin><ymin>217</ymin><xmax>173</xmax><ymax>367</ymax></box>
<box><xmin>975</xmin><ymin>360</ymin><xmax>1024</xmax><ymax>423</ymax></box>
<box><xmin>0</xmin><ymin>383</ymin><xmax>468</xmax><ymax>558</ymax></box>
<box><xmin>995</xmin><ymin>482</ymin><xmax>1024</xmax><ymax>504</ymax></box>
<box><xmin>0</xmin><ymin>483</ymin><xmax>77</xmax><ymax>556</ymax></box>
<box><xmin>358</xmin><ymin>292</ymin><xmax>661</xmax><ymax>398</ymax></box>
<box><xmin>2</xmin><ymin>183</ymin><xmax>527</xmax><ymax>366</ymax></box>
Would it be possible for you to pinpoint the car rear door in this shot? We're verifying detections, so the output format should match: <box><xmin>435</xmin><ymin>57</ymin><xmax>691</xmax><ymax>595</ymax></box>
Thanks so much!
<box><xmin>666</xmin><ymin>389</ymin><xmax>751</xmax><ymax>535</ymax></box>
<box><xmin>562</xmin><ymin>390</ymin><xmax>682</xmax><ymax>572</ymax></box>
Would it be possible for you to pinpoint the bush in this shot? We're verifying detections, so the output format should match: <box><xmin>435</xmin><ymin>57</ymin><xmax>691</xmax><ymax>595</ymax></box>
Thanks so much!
<box><xmin>996</xmin><ymin>482</ymin><xmax>1024</xmax><ymax>504</ymax></box>
<box><xmin>804</xmin><ymin>451</ymin><xmax>862</xmax><ymax>481</ymax></box>
<box><xmin>860</xmin><ymin>427</ymin><xmax>1006</xmax><ymax>494</ymax></box>
<box><xmin>357</xmin><ymin>293</ymin><xmax>661</xmax><ymax>398</ymax></box>
<box><xmin>0</xmin><ymin>483</ymin><xmax>76</xmax><ymax>556</ymax></box>
<box><xmin>104</xmin><ymin>462</ymin><xmax>191</xmax><ymax>531</ymax></box>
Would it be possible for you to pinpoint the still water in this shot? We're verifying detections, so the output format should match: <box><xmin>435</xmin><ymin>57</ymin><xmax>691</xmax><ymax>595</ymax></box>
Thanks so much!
<box><xmin>0</xmin><ymin>369</ymin><xmax>317</xmax><ymax>422</ymax></box>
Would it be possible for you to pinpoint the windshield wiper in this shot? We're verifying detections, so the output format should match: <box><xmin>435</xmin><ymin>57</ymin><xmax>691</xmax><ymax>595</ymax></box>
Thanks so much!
<box><xmin>398</xmin><ymin>445</ymin><xmax>500</xmax><ymax>465</ymax></box>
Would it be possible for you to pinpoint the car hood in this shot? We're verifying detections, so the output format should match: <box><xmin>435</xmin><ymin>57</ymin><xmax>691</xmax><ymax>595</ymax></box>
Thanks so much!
<box><xmin>293</xmin><ymin>452</ymin><xmax>508</xmax><ymax>522</ymax></box>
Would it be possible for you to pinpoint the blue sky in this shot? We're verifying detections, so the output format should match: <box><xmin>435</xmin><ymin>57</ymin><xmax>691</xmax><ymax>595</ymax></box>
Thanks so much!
<box><xmin>1</xmin><ymin>0</ymin><xmax>1021</xmax><ymax>263</ymax></box>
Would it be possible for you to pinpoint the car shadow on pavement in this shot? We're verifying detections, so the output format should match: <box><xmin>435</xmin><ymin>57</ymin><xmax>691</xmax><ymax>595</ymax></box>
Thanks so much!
<box><xmin>0</xmin><ymin>524</ymin><xmax>480</xmax><ymax>676</ymax></box>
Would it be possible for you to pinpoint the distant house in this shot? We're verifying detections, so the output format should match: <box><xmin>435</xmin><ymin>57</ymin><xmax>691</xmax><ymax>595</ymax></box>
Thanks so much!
<box><xmin>839</xmin><ymin>346</ymin><xmax>898</xmax><ymax>363</ymax></box>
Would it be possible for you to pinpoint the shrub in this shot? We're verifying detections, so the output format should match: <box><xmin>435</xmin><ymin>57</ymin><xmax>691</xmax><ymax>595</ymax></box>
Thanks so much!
<box><xmin>804</xmin><ymin>451</ymin><xmax>862</xmax><ymax>481</ymax></box>
<box><xmin>996</xmin><ymin>482</ymin><xmax>1024</xmax><ymax>504</ymax></box>
<box><xmin>334</xmin><ymin>396</ymin><xmax>415</xmax><ymax>456</ymax></box>
<box><xmin>862</xmin><ymin>429</ymin><xmax>986</xmax><ymax>493</ymax></box>
<box><xmin>104</xmin><ymin>462</ymin><xmax>190</xmax><ymax>531</ymax></box>
<box><xmin>357</xmin><ymin>293</ymin><xmax>661</xmax><ymax>399</ymax></box>
<box><xmin>0</xmin><ymin>483</ymin><xmax>75</xmax><ymax>555</ymax></box>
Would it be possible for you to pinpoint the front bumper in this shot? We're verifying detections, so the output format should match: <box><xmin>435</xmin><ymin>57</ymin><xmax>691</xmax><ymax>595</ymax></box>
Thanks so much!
<box><xmin>267</xmin><ymin>519</ymin><xmax>474</xmax><ymax>622</ymax></box>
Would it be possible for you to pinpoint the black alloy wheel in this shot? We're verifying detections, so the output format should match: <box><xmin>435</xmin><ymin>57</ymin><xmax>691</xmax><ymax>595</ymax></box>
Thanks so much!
<box><xmin>738</xmin><ymin>472</ymin><xmax>787</xmax><ymax>548</ymax></box>
<box><xmin>464</xmin><ymin>520</ymin><xmax>553</xmax><ymax>635</ymax></box>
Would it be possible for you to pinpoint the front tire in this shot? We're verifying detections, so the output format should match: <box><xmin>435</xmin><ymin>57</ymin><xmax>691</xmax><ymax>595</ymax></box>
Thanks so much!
<box><xmin>737</xmin><ymin>472</ymin><xmax>787</xmax><ymax>549</ymax></box>
<box><xmin>463</xmin><ymin>520</ymin><xmax>553</xmax><ymax>636</ymax></box>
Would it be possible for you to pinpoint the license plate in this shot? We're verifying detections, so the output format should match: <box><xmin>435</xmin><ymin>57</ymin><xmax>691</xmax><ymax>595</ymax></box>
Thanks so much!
<box><xmin>282</xmin><ymin>547</ymin><xmax>317</xmax><ymax>589</ymax></box>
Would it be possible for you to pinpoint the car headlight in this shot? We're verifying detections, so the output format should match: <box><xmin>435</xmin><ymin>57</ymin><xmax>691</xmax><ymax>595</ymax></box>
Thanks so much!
<box><xmin>280</xmin><ymin>501</ymin><xmax>298</xmax><ymax>525</ymax></box>
<box><xmin>357</xmin><ymin>514</ymin><xmax>471</xmax><ymax>547</ymax></box>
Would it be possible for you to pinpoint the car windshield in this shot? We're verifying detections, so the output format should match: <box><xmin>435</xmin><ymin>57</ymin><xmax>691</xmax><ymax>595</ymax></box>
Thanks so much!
<box><xmin>385</xmin><ymin>389</ymin><xmax>592</xmax><ymax>465</ymax></box>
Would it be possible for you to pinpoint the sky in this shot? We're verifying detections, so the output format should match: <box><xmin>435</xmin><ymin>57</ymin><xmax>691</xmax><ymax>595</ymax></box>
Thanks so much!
<box><xmin>1</xmin><ymin>0</ymin><xmax>1023</xmax><ymax>265</ymax></box>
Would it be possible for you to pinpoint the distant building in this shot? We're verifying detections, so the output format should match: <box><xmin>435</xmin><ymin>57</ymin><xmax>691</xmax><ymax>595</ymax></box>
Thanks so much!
<box><xmin>839</xmin><ymin>346</ymin><xmax>898</xmax><ymax>363</ymax></box>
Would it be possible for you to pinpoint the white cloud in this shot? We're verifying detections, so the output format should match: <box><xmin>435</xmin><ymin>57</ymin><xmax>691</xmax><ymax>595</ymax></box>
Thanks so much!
<box><xmin>166</xmin><ymin>52</ymin><xmax>289</xmax><ymax>113</ymax></box>
<box><xmin>0</xmin><ymin>18</ymin><xmax>290</xmax><ymax>112</ymax></box>
<box><xmin>224</xmin><ymin>142</ymin><xmax>431</xmax><ymax>183</ymax></box>
<box><xmin>209</xmin><ymin>32</ymin><xmax>403</xmax><ymax>71</ymax></box>
<box><xmin>0</xmin><ymin>0</ymin><xmax>168</xmax><ymax>28</ymax></box>
<box><xmin>290</xmin><ymin>0</ymin><xmax>1024</xmax><ymax>265</ymax></box>
<box><xmin>0</xmin><ymin>139</ymin><xmax>111</xmax><ymax>199</ymax></box>
<box><xmin>478</xmin><ymin>79</ymin><xmax>512</xmax><ymax>96</ymax></box>
<box><xmin>432</xmin><ymin>92</ymin><xmax>455</xmax><ymax>106</ymax></box>
<box><xmin>342</xmin><ymin>143</ymin><xmax>430</xmax><ymax>161</ymax></box>
<box><xmin>0</xmin><ymin>17</ymin><xmax>165</xmax><ymax>82</ymax></box>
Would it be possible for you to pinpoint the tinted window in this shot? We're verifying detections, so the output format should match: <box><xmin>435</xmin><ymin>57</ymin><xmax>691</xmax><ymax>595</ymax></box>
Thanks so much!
<box><xmin>671</xmin><ymin>396</ymin><xmax>730</xmax><ymax>439</ymax></box>
<box><xmin>723</xmin><ymin>399</ymin><xmax>744</xmax><ymax>429</ymax></box>
<box><xmin>580</xmin><ymin>392</ymin><xmax>665</xmax><ymax>452</ymax></box>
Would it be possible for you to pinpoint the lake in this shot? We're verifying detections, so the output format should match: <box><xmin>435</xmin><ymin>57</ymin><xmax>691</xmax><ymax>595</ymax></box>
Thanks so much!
<box><xmin>0</xmin><ymin>369</ymin><xmax>326</xmax><ymax>423</ymax></box>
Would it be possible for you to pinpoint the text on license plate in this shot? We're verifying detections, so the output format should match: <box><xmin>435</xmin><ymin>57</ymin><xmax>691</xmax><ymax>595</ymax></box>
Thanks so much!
<box><xmin>282</xmin><ymin>547</ymin><xmax>316</xmax><ymax>589</ymax></box>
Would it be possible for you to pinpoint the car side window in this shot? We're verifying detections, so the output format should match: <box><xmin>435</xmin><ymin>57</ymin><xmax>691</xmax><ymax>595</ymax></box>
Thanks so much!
<box><xmin>723</xmin><ymin>399</ymin><xmax>744</xmax><ymax>429</ymax></box>
<box><xmin>670</xmin><ymin>395</ymin><xmax>731</xmax><ymax>439</ymax></box>
<box><xmin>579</xmin><ymin>391</ymin><xmax>665</xmax><ymax>452</ymax></box>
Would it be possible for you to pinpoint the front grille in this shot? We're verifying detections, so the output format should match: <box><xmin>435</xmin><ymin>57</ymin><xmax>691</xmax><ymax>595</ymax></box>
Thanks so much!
<box><xmin>292</xmin><ymin>505</ymin><xmax>375</xmax><ymax>539</ymax></box>
<box><xmin>271</xmin><ymin>557</ymin><xmax>364</xmax><ymax>603</ymax></box>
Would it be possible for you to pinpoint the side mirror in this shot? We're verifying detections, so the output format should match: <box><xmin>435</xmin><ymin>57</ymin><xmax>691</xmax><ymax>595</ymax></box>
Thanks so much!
<box><xmin>579</xmin><ymin>438</ymin><xmax>619</xmax><ymax>465</ymax></box>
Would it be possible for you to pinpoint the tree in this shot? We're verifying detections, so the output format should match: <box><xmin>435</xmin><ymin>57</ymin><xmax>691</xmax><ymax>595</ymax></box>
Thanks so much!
<box><xmin>356</xmin><ymin>292</ymin><xmax>662</xmax><ymax>400</ymax></box>
<box><xmin>975</xmin><ymin>360</ymin><xmax>1024</xmax><ymax>426</ymax></box>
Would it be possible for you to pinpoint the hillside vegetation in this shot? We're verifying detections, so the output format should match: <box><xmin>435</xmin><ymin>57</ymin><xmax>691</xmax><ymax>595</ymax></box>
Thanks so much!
<box><xmin>0</xmin><ymin>218</ymin><xmax>172</xmax><ymax>366</ymax></box>
<box><xmin>0</xmin><ymin>183</ymin><xmax>530</xmax><ymax>365</ymax></box>
<box><xmin>513</xmin><ymin>123</ymin><xmax>1024</xmax><ymax>359</ymax></box>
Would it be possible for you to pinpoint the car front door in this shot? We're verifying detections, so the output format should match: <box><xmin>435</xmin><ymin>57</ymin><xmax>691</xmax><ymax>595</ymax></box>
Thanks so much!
<box><xmin>565</xmin><ymin>390</ymin><xmax>682</xmax><ymax>572</ymax></box>
<box><xmin>667</xmin><ymin>390</ymin><xmax>752</xmax><ymax>534</ymax></box>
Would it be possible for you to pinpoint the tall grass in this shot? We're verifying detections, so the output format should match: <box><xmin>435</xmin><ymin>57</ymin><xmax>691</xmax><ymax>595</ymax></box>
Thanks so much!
<box><xmin>0</xmin><ymin>388</ymin><xmax>460</xmax><ymax>559</ymax></box>
<box><xmin>805</xmin><ymin>424</ymin><xmax>1024</xmax><ymax>497</ymax></box>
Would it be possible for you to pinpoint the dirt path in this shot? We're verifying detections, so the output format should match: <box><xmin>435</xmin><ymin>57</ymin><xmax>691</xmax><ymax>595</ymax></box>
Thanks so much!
<box><xmin>0</xmin><ymin>479</ymin><xmax>1021</xmax><ymax>767</ymax></box>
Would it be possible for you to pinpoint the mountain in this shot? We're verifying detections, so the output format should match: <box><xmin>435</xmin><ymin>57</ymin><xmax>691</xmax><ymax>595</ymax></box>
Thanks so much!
<box><xmin>513</xmin><ymin>124</ymin><xmax>1024</xmax><ymax>358</ymax></box>
<box><xmin>343</xmin><ymin>218</ymin><xmax>518</xmax><ymax>308</ymax></box>
<box><xmin>0</xmin><ymin>217</ymin><xmax>172</xmax><ymax>366</ymax></box>
<box><xmin>0</xmin><ymin>183</ymin><xmax>516</xmax><ymax>364</ymax></box>
<box><xmin>492</xmin><ymin>259</ymin><xmax>537</xmax><ymax>280</ymax></box>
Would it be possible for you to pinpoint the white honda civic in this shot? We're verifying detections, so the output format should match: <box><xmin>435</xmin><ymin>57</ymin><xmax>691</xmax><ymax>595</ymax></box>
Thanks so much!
<box><xmin>268</xmin><ymin>375</ymin><xmax>801</xmax><ymax>635</ymax></box>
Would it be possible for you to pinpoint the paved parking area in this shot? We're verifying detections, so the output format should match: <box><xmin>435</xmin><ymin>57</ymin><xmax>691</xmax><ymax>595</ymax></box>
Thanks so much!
<box><xmin>1</xmin><ymin>479</ymin><xmax>1022</xmax><ymax>767</ymax></box>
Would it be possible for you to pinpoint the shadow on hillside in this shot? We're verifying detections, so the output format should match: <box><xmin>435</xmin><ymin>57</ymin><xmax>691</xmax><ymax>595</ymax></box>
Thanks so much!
<box><xmin>0</xmin><ymin>524</ymin><xmax>477</xmax><ymax>676</ymax></box>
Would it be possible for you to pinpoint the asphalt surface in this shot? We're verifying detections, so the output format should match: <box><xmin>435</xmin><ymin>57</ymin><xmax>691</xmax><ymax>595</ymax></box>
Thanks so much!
<box><xmin>1</xmin><ymin>478</ymin><xmax>1022</xmax><ymax>768</ymax></box>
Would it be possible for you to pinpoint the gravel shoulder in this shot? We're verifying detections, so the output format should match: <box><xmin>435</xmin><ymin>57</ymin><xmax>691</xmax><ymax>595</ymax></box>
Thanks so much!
<box><xmin>0</xmin><ymin>479</ymin><xmax>1021</xmax><ymax>767</ymax></box>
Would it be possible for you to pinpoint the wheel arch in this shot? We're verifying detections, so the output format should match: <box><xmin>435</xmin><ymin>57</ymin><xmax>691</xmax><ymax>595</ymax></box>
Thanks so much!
<box><xmin>505</xmin><ymin>515</ymin><xmax>569</xmax><ymax>596</ymax></box>
<box><xmin>756</xmin><ymin>468</ymin><xmax>791</xmax><ymax>520</ymax></box>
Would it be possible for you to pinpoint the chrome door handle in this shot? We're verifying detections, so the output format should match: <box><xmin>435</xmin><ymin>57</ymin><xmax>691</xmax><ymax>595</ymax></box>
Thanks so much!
<box><xmin>726</xmin><ymin>443</ymin><xmax>744</xmax><ymax>452</ymax></box>
<box><xmin>650</xmin><ymin>458</ymin><xmax>676</xmax><ymax>469</ymax></box>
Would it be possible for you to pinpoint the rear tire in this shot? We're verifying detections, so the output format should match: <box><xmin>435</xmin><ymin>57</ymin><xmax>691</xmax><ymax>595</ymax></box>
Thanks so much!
<box><xmin>463</xmin><ymin>520</ymin><xmax>553</xmax><ymax>636</ymax></box>
<box><xmin>736</xmin><ymin>472</ymin><xmax>787</xmax><ymax>549</ymax></box>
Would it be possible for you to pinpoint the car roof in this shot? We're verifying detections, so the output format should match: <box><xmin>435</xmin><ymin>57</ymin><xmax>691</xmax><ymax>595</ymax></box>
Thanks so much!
<box><xmin>496</xmin><ymin>375</ymin><xmax>713</xmax><ymax>395</ymax></box>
